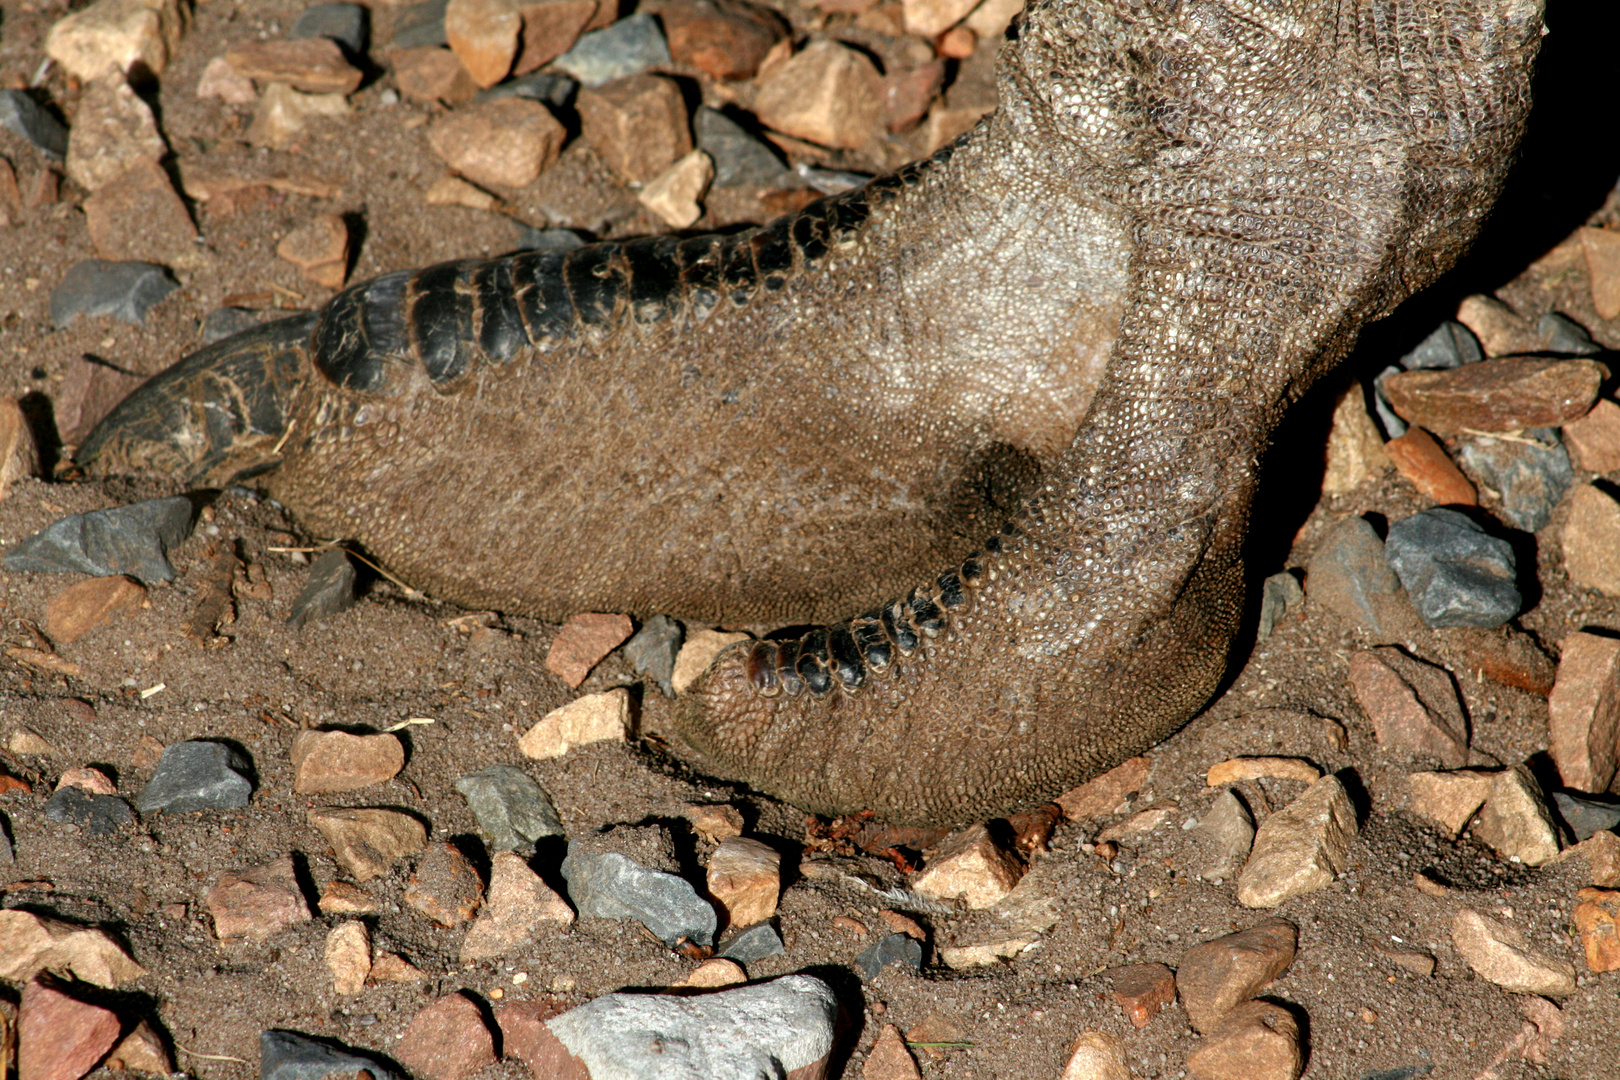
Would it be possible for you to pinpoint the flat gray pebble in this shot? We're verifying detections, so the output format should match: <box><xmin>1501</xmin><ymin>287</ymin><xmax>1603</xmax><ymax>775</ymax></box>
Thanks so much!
<box><xmin>44</xmin><ymin>786</ymin><xmax>133</xmax><ymax>836</ymax></box>
<box><xmin>288</xmin><ymin>549</ymin><xmax>358</xmax><ymax>627</ymax></box>
<box><xmin>136</xmin><ymin>740</ymin><xmax>254</xmax><ymax>813</ymax></box>
<box><xmin>1385</xmin><ymin>507</ymin><xmax>1520</xmax><ymax>629</ymax></box>
<box><xmin>560</xmin><ymin>846</ymin><xmax>717</xmax><ymax>947</ymax></box>
<box><xmin>1399</xmin><ymin>320</ymin><xmax>1483</xmax><ymax>370</ymax></box>
<box><xmin>622</xmin><ymin>614</ymin><xmax>683</xmax><ymax>696</ymax></box>
<box><xmin>855</xmin><ymin>932</ymin><xmax>923</xmax><ymax>980</ymax></box>
<box><xmin>389</xmin><ymin>0</ymin><xmax>447</xmax><ymax>48</ymax></box>
<box><xmin>1456</xmin><ymin>432</ymin><xmax>1572</xmax><ymax>533</ymax></box>
<box><xmin>719</xmin><ymin>922</ymin><xmax>785</xmax><ymax>964</ymax></box>
<box><xmin>200</xmin><ymin>307</ymin><xmax>268</xmax><ymax>345</ymax></box>
<box><xmin>454</xmin><ymin>764</ymin><xmax>564</xmax><ymax>855</ymax></box>
<box><xmin>51</xmin><ymin>260</ymin><xmax>179</xmax><ymax>327</ymax></box>
<box><xmin>3</xmin><ymin>495</ymin><xmax>195</xmax><ymax>582</ymax></box>
<box><xmin>0</xmin><ymin>88</ymin><xmax>67</xmax><ymax>160</ymax></box>
<box><xmin>696</xmin><ymin>107</ymin><xmax>788</xmax><ymax>188</ymax></box>
<box><xmin>553</xmin><ymin>14</ymin><xmax>670</xmax><ymax>86</ymax></box>
<box><xmin>477</xmin><ymin>72</ymin><xmax>575</xmax><ymax>107</ymax></box>
<box><xmin>514</xmin><ymin>225</ymin><xmax>587</xmax><ymax>254</ymax></box>
<box><xmin>1256</xmin><ymin>570</ymin><xmax>1303</xmax><ymax>642</ymax></box>
<box><xmin>261</xmin><ymin>1030</ymin><xmax>404</xmax><ymax>1080</ymax></box>
<box><xmin>1551</xmin><ymin>791</ymin><xmax>1620</xmax><ymax>842</ymax></box>
<box><xmin>291</xmin><ymin>2</ymin><xmax>368</xmax><ymax>56</ymax></box>
<box><xmin>1305</xmin><ymin>514</ymin><xmax>1405</xmax><ymax>638</ymax></box>
<box><xmin>1538</xmin><ymin>312</ymin><xmax>1601</xmax><ymax>356</ymax></box>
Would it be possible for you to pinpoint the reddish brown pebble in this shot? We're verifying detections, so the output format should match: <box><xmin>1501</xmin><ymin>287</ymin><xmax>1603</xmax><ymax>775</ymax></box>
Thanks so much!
<box><xmin>661</xmin><ymin>0</ymin><xmax>788</xmax><ymax>81</ymax></box>
<box><xmin>1441</xmin><ymin>626</ymin><xmax>1555</xmax><ymax>696</ymax></box>
<box><xmin>1348</xmin><ymin>647</ymin><xmax>1470</xmax><ymax>768</ymax></box>
<box><xmin>1547</xmin><ymin>631</ymin><xmax>1620</xmax><ymax>793</ymax></box>
<box><xmin>1186</xmin><ymin>1000</ymin><xmax>1303</xmax><ymax>1080</ymax></box>
<box><xmin>446</xmin><ymin>0</ymin><xmax>522</xmax><ymax>87</ymax></box>
<box><xmin>682</xmin><ymin>802</ymin><xmax>743</xmax><ymax>843</ymax></box>
<box><xmin>396</xmin><ymin>992</ymin><xmax>498</xmax><ymax>1080</ymax></box>
<box><xmin>44</xmin><ymin>576</ymin><xmax>145</xmax><ymax>645</ymax></box>
<box><xmin>577</xmin><ymin>75</ymin><xmax>692</xmax><ymax>185</ymax></box>
<box><xmin>880</xmin><ymin>61</ymin><xmax>944</xmax><ymax>133</ymax></box>
<box><xmin>878</xmin><ymin>909</ymin><xmax>926</xmax><ymax>941</ymax></box>
<box><xmin>753</xmin><ymin>40</ymin><xmax>882</xmax><ymax>151</ymax></box>
<box><xmin>545</xmin><ymin>612</ymin><xmax>634</xmax><ymax>687</ymax></box>
<box><xmin>1555</xmin><ymin>830</ymin><xmax>1620</xmax><ymax>888</ymax></box>
<box><xmin>226</xmin><ymin>38</ymin><xmax>362</xmax><ymax>94</ymax></box>
<box><xmin>56</xmin><ymin>767</ymin><xmax>116</xmax><ymax>796</ymax></box>
<box><xmin>1382</xmin><ymin>357</ymin><xmax>1605</xmax><ymax>436</ymax></box>
<box><xmin>429</xmin><ymin>97</ymin><xmax>565</xmax><ymax>188</ymax></box>
<box><xmin>403</xmin><ymin>842</ymin><xmax>484</xmax><ymax>927</ymax></box>
<box><xmin>1056</xmin><ymin>755</ymin><xmax>1152</xmax><ymax>820</ymax></box>
<box><xmin>1563</xmin><ymin>484</ymin><xmax>1620</xmax><ymax>597</ymax></box>
<box><xmin>82</xmin><ymin>158</ymin><xmax>198</xmax><ymax>265</ymax></box>
<box><xmin>1105</xmin><ymin>962</ymin><xmax>1177</xmax><ymax>1028</ymax></box>
<box><xmin>936</xmin><ymin>25</ymin><xmax>976</xmax><ymax>58</ymax></box>
<box><xmin>276</xmin><ymin>213</ymin><xmax>350</xmax><ymax>289</ymax></box>
<box><xmin>512</xmin><ymin>0</ymin><xmax>606</xmax><ymax>74</ymax></box>
<box><xmin>1573</xmin><ymin>887</ymin><xmax>1620</xmax><ymax>972</ymax></box>
<box><xmin>1176</xmin><ymin>918</ymin><xmax>1297</xmax><ymax>1034</ymax></box>
<box><xmin>18</xmin><ymin>978</ymin><xmax>121</xmax><ymax>1080</ymax></box>
<box><xmin>1562</xmin><ymin>398</ymin><xmax>1620</xmax><ymax>474</ymax></box>
<box><xmin>862</xmin><ymin>1023</ymin><xmax>920</xmax><ymax>1080</ymax></box>
<box><xmin>307</xmin><ymin>806</ymin><xmax>428</xmax><ymax>881</ymax></box>
<box><xmin>833</xmin><ymin>915</ymin><xmax>869</xmax><ymax>936</ymax></box>
<box><xmin>495</xmin><ymin>997</ymin><xmax>573</xmax><ymax>1080</ymax></box>
<box><xmin>1384</xmin><ymin>427</ymin><xmax>1476</xmax><ymax>506</ymax></box>
<box><xmin>1455</xmin><ymin>294</ymin><xmax>1541</xmax><ymax>357</ymax></box>
<box><xmin>391</xmin><ymin>46</ymin><xmax>480</xmax><ymax>105</ymax></box>
<box><xmin>290</xmin><ymin>729</ymin><xmax>405</xmax><ymax>793</ymax></box>
<box><xmin>206</xmin><ymin>854</ymin><xmax>312</xmax><ymax>942</ymax></box>
<box><xmin>1581</xmin><ymin>226</ymin><xmax>1620</xmax><ymax>321</ymax></box>
<box><xmin>54</xmin><ymin>355</ymin><xmax>146</xmax><ymax>444</ymax></box>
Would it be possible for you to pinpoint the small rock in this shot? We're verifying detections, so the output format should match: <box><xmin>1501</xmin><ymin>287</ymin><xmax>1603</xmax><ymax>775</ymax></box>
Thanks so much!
<box><xmin>718</xmin><ymin>922</ymin><xmax>785</xmax><ymax>963</ymax></box>
<box><xmin>673</xmin><ymin>957</ymin><xmax>747</xmax><ymax>990</ymax></box>
<box><xmin>1539</xmin><ymin>311</ymin><xmax>1600</xmax><ymax>355</ymax></box>
<box><xmin>136</xmin><ymin>740</ymin><xmax>253</xmax><ymax>813</ymax></box>
<box><xmin>1406</xmin><ymin>769</ymin><xmax>1494</xmax><ymax>838</ymax></box>
<box><xmin>65</xmin><ymin>73</ymin><xmax>166</xmax><ymax>193</ymax></box>
<box><xmin>132</xmin><ymin>734</ymin><xmax>165</xmax><ymax>768</ymax></box>
<box><xmin>707</xmin><ymin>836</ymin><xmax>780</xmax><ymax>930</ymax></box>
<box><xmin>226</xmin><ymin>38</ymin><xmax>362</xmax><ymax>94</ymax></box>
<box><xmin>518</xmin><ymin>687</ymin><xmax>629</xmax><ymax>759</ymax></box>
<box><xmin>1096</xmin><ymin>803</ymin><xmax>1177</xmax><ymax>844</ymax></box>
<box><xmin>197</xmin><ymin>55</ymin><xmax>259</xmax><ymax>104</ymax></box>
<box><xmin>6</xmin><ymin>496</ymin><xmax>194</xmax><ymax>583</ymax></box>
<box><xmin>44</xmin><ymin>0</ymin><xmax>186</xmax><ymax>81</ymax></box>
<box><xmin>82</xmin><ymin>157</ymin><xmax>198</xmax><ymax>265</ymax></box>
<box><xmin>1305</xmin><ymin>515</ymin><xmax>1417</xmax><ymax>640</ymax></box>
<box><xmin>1573</xmin><ymin>886</ymin><xmax>1620</xmax><ymax>972</ymax></box>
<box><xmin>18</xmin><ymin>978</ymin><xmax>121</xmax><ymax>1080</ymax></box>
<box><xmin>939</xmin><ymin>937</ymin><xmax>1034</xmax><ymax>969</ymax></box>
<box><xmin>429</xmin><ymin>96</ymin><xmax>564</xmax><ymax>188</ymax></box>
<box><xmin>577</xmin><ymin>74</ymin><xmax>691</xmax><ymax>185</ymax></box>
<box><xmin>275</xmin><ymin>212</ymin><xmax>350</xmax><ymax>290</ymax></box>
<box><xmin>292</xmin><ymin>3</ymin><xmax>369</xmax><ymax>56</ymax></box>
<box><xmin>1547</xmin><ymin>631</ymin><xmax>1620</xmax><ymax>794</ymax></box>
<box><xmin>1385</xmin><ymin>357</ymin><xmax>1606</xmax><ymax>436</ymax></box>
<box><xmin>694</xmin><ymin>108</ymin><xmax>786</xmax><ymax>188</ymax></box>
<box><xmin>510</xmin><ymin>975</ymin><xmax>836</xmax><ymax>1078</ymax></box>
<box><xmin>1554</xmin><ymin>829</ymin><xmax>1620</xmax><ymax>887</ymax></box>
<box><xmin>1105</xmin><ymin>962</ymin><xmax>1176</xmax><ymax>1029</ymax></box>
<box><xmin>288</xmin><ymin>548</ymin><xmax>358</xmax><ymax>627</ymax></box>
<box><xmin>1580</xmin><ymin>227</ymin><xmax>1620</xmax><ymax>322</ymax></box>
<box><xmin>902</xmin><ymin>0</ymin><xmax>977</xmax><ymax>37</ymax></box>
<box><xmin>856</xmin><ymin>932</ymin><xmax>923</xmax><ymax>981</ymax></box>
<box><xmin>638</xmin><ymin>149</ymin><xmax>713</xmax><ymax>228</ymax></box>
<box><xmin>561</xmin><ymin>845</ymin><xmax>717</xmax><ymax>946</ymax></box>
<box><xmin>260</xmin><ymin>1030</ymin><xmax>404</xmax><ymax>1080</ymax></box>
<box><xmin>862</xmin><ymin>1023</ymin><xmax>919</xmax><ymax>1080</ymax></box>
<box><xmin>1186</xmin><ymin>1000</ymin><xmax>1302</xmax><ymax>1080</ymax></box>
<box><xmin>103</xmin><ymin>1018</ymin><xmax>173</xmax><ymax>1074</ymax></box>
<box><xmin>1562</xmin><ymin>398</ymin><xmax>1620</xmax><ymax>474</ymax></box>
<box><xmin>445</xmin><ymin>0</ymin><xmax>521</xmax><ymax>87</ymax></box>
<box><xmin>1236</xmin><ymin>774</ymin><xmax>1357</xmax><ymax>908</ymax></box>
<box><xmin>1562</xmin><ymin>484</ymin><xmax>1620</xmax><ymax>597</ymax></box>
<box><xmin>754</xmin><ymin>40</ymin><xmax>882</xmax><ymax>150</ymax></box>
<box><xmin>317</xmin><ymin>881</ymin><xmax>378</xmax><ymax>915</ymax></box>
<box><xmin>43</xmin><ymin>575</ymin><xmax>145</xmax><ymax>645</ymax></box>
<box><xmin>1384</xmin><ymin>950</ymin><xmax>1436</xmax><ymax>977</ymax></box>
<box><xmin>392</xmin><ymin>46</ymin><xmax>479</xmax><ymax>105</ymax></box>
<box><xmin>0</xmin><ymin>90</ymin><xmax>68</xmax><ymax>161</ymax></box>
<box><xmin>368</xmin><ymin>952</ymin><xmax>428</xmax><ymax>983</ymax></box>
<box><xmin>1451</xmin><ymin>908</ymin><xmax>1576</xmax><ymax>995</ymax></box>
<box><xmin>0</xmin><ymin>910</ymin><xmax>144</xmax><ymax>987</ymax></box>
<box><xmin>307</xmin><ymin>807</ymin><xmax>428</xmax><ymax>881</ymax></box>
<box><xmin>1322</xmin><ymin>383</ymin><xmax>1394</xmax><ymax>495</ymax></box>
<box><xmin>426</xmin><ymin>174</ymin><xmax>499</xmax><ymax>210</ymax></box>
<box><xmin>879</xmin><ymin>61</ymin><xmax>945</xmax><ymax>134</ymax></box>
<box><xmin>1348</xmin><ymin>647</ymin><xmax>1470</xmax><ymax>767</ymax></box>
<box><xmin>392</xmin><ymin>0</ymin><xmax>451</xmax><ymax>48</ymax></box>
<box><xmin>1059</xmin><ymin>1031</ymin><xmax>1134</xmax><ymax>1080</ymax></box>
<box><xmin>672</xmin><ymin>628</ymin><xmax>750</xmax><ymax>694</ymax></box>
<box><xmin>552</xmin><ymin>13</ymin><xmax>670</xmax><ymax>86</ymax></box>
<box><xmin>1193</xmin><ymin>787</ymin><xmax>1255</xmax><ymax>882</ymax></box>
<box><xmin>290</xmin><ymin>729</ymin><xmax>404</xmax><ymax>794</ymax></box>
<box><xmin>910</xmin><ymin>823</ymin><xmax>1023</xmax><ymax>909</ymax></box>
<box><xmin>495</xmin><ymin>997</ymin><xmax>573</xmax><ymax>1077</ymax></box>
<box><xmin>8</xmin><ymin>730</ymin><xmax>58</xmax><ymax>757</ymax></box>
<box><xmin>1255</xmin><ymin>571</ymin><xmax>1302</xmax><ymax>643</ymax></box>
<box><xmin>1385</xmin><ymin>507</ymin><xmax>1519</xmax><ymax>629</ymax></box>
<box><xmin>1473</xmin><ymin>763</ymin><xmax>1560</xmax><ymax>866</ymax></box>
<box><xmin>515</xmin><ymin>225</ymin><xmax>589</xmax><ymax>254</ymax></box>
<box><xmin>1176</xmin><ymin>918</ymin><xmax>1297</xmax><ymax>1034</ymax></box>
<box><xmin>1400</xmin><ymin>320</ymin><xmax>1484</xmax><ymax>370</ymax></box>
<box><xmin>682</xmin><ymin>802</ymin><xmax>744</xmax><ymax>844</ymax></box>
<box><xmin>1056</xmin><ymin>755</ymin><xmax>1153</xmax><ymax>820</ymax></box>
<box><xmin>1551</xmin><ymin>791</ymin><xmax>1620</xmax><ymax>842</ymax></box>
<box><xmin>661</xmin><ymin>0</ymin><xmax>788</xmax><ymax>81</ymax></box>
<box><xmin>56</xmin><ymin>767</ymin><xmax>116</xmax><ymax>796</ymax></box>
<box><xmin>1455</xmin><ymin>294</ymin><xmax>1542</xmax><ymax>357</ymax></box>
<box><xmin>1384</xmin><ymin>428</ymin><xmax>1477</xmax><ymax>506</ymax></box>
<box><xmin>246</xmin><ymin>82</ymin><xmax>351</xmax><ymax>150</ymax></box>
<box><xmin>454</xmin><ymin>764</ymin><xmax>563</xmax><ymax>855</ymax></box>
<box><xmin>476</xmin><ymin>71</ymin><xmax>577</xmax><ymax>106</ymax></box>
<box><xmin>49</xmin><ymin>259</ymin><xmax>177</xmax><ymax>327</ymax></box>
<box><xmin>396</xmin><ymin>993</ymin><xmax>497</xmax><ymax>1080</ymax></box>
<box><xmin>0</xmin><ymin>397</ymin><xmax>40</xmax><ymax>503</ymax></box>
<box><xmin>207</xmin><ymin>854</ymin><xmax>312</xmax><ymax>942</ymax></box>
<box><xmin>512</xmin><ymin>1</ymin><xmax>601</xmax><ymax>75</ymax></box>
<box><xmin>1206</xmin><ymin>757</ymin><xmax>1320</xmax><ymax>786</ymax></box>
<box><xmin>403</xmin><ymin>842</ymin><xmax>484</xmax><ymax>927</ymax></box>
<box><xmin>460</xmin><ymin>851</ymin><xmax>574</xmax><ymax>960</ymax></box>
<box><xmin>545</xmin><ymin>612</ymin><xmax>634</xmax><ymax>687</ymax></box>
<box><xmin>325</xmin><ymin>920</ymin><xmax>370</xmax><ymax>994</ymax></box>
<box><xmin>1457</xmin><ymin>433</ymin><xmax>1572</xmax><ymax>532</ymax></box>
<box><xmin>200</xmin><ymin>306</ymin><xmax>267</xmax><ymax>343</ymax></box>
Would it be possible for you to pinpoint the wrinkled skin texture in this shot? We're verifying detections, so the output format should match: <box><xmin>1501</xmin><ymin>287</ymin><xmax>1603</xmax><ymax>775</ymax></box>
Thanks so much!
<box><xmin>80</xmin><ymin>0</ymin><xmax>1544</xmax><ymax>825</ymax></box>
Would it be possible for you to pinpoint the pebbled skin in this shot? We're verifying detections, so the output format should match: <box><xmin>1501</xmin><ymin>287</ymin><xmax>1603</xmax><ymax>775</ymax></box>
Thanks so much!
<box><xmin>79</xmin><ymin>0</ymin><xmax>1543</xmax><ymax>825</ymax></box>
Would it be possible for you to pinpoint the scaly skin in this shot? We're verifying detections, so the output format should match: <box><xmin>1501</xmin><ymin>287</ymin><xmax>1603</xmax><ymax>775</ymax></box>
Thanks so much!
<box><xmin>79</xmin><ymin>0</ymin><xmax>1543</xmax><ymax>825</ymax></box>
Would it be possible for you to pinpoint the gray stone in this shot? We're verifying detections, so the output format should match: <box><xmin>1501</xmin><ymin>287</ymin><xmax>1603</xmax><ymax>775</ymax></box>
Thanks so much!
<box><xmin>1256</xmin><ymin>570</ymin><xmax>1302</xmax><ymax>642</ymax></box>
<box><xmin>477</xmin><ymin>73</ymin><xmax>576</xmax><ymax>108</ymax></box>
<box><xmin>1552</xmin><ymin>790</ymin><xmax>1620</xmax><ymax>842</ymax></box>
<box><xmin>292</xmin><ymin>3</ymin><xmax>369</xmax><ymax>57</ymax></box>
<box><xmin>560</xmin><ymin>846</ymin><xmax>717</xmax><ymax>947</ymax></box>
<box><xmin>50</xmin><ymin>260</ymin><xmax>178</xmax><ymax>327</ymax></box>
<box><xmin>1358</xmin><ymin>1068</ymin><xmax>1433</xmax><ymax>1080</ymax></box>
<box><xmin>454</xmin><ymin>764</ymin><xmax>564</xmax><ymax>855</ymax></box>
<box><xmin>1372</xmin><ymin>365</ymin><xmax>1408</xmax><ymax>438</ymax></box>
<box><xmin>1456</xmin><ymin>433</ymin><xmax>1573</xmax><ymax>532</ymax></box>
<box><xmin>695</xmin><ymin>107</ymin><xmax>787</xmax><ymax>188</ymax></box>
<box><xmin>622</xmin><ymin>614</ymin><xmax>683</xmax><ymax>696</ymax></box>
<box><xmin>1193</xmin><ymin>787</ymin><xmax>1255</xmax><ymax>883</ymax></box>
<box><xmin>1305</xmin><ymin>515</ymin><xmax>1411</xmax><ymax>638</ymax></box>
<box><xmin>1385</xmin><ymin>508</ymin><xmax>1520</xmax><ymax>628</ymax></box>
<box><xmin>0</xmin><ymin>89</ymin><xmax>68</xmax><ymax>161</ymax></box>
<box><xmin>44</xmin><ymin>786</ymin><xmax>133</xmax><ymax>836</ymax></box>
<box><xmin>540</xmin><ymin>975</ymin><xmax>836</xmax><ymax>1080</ymax></box>
<box><xmin>514</xmin><ymin>226</ymin><xmax>587</xmax><ymax>254</ymax></box>
<box><xmin>261</xmin><ymin>1030</ymin><xmax>405</xmax><ymax>1080</ymax></box>
<box><xmin>288</xmin><ymin>549</ymin><xmax>358</xmax><ymax>627</ymax></box>
<box><xmin>390</xmin><ymin>0</ymin><xmax>448</xmax><ymax>49</ymax></box>
<box><xmin>855</xmin><ymin>932</ymin><xmax>923</xmax><ymax>981</ymax></box>
<box><xmin>200</xmin><ymin>307</ymin><xmax>267</xmax><ymax>345</ymax></box>
<box><xmin>3</xmin><ymin>495</ymin><xmax>194</xmax><ymax>583</ymax></box>
<box><xmin>1399</xmin><ymin>321</ymin><xmax>1483</xmax><ymax>370</ymax></box>
<box><xmin>552</xmin><ymin>14</ymin><xmax>670</xmax><ymax>87</ymax></box>
<box><xmin>719</xmin><ymin>922</ymin><xmax>785</xmax><ymax>964</ymax></box>
<box><xmin>1538</xmin><ymin>312</ymin><xmax>1601</xmax><ymax>356</ymax></box>
<box><xmin>136</xmin><ymin>740</ymin><xmax>254</xmax><ymax>813</ymax></box>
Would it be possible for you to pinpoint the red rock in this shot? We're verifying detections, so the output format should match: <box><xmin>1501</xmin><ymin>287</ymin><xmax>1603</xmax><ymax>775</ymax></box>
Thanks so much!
<box><xmin>369</xmin><ymin>952</ymin><xmax>428</xmax><ymax>983</ymax></box>
<box><xmin>936</xmin><ymin>26</ymin><xmax>976</xmax><ymax>58</ymax></box>
<box><xmin>881</xmin><ymin>61</ymin><xmax>944</xmax><ymax>133</ymax></box>
<box><xmin>862</xmin><ymin>1024</ymin><xmax>919</xmax><ymax>1080</ymax></box>
<box><xmin>1547</xmin><ymin>631</ymin><xmax>1620</xmax><ymax>793</ymax></box>
<box><xmin>1383</xmin><ymin>357</ymin><xmax>1606</xmax><ymax>436</ymax></box>
<box><xmin>1563</xmin><ymin>484</ymin><xmax>1620</xmax><ymax>597</ymax></box>
<box><xmin>291</xmin><ymin>729</ymin><xmax>405</xmax><ymax>793</ymax></box>
<box><xmin>1455</xmin><ymin>294</ymin><xmax>1540</xmax><ymax>357</ymax></box>
<box><xmin>276</xmin><ymin>212</ymin><xmax>350</xmax><ymax>290</ymax></box>
<box><xmin>1349</xmin><ymin>647</ymin><xmax>1470</xmax><ymax>768</ymax></box>
<box><xmin>18</xmin><ymin>979</ymin><xmax>121</xmax><ymax>1080</ymax></box>
<box><xmin>753</xmin><ymin>40</ymin><xmax>882</xmax><ymax>151</ymax></box>
<box><xmin>429</xmin><ymin>97</ymin><xmax>565</xmax><ymax>189</ymax></box>
<box><xmin>1056</xmin><ymin>755</ymin><xmax>1152</xmax><ymax>820</ymax></box>
<box><xmin>1186</xmin><ymin>1000</ymin><xmax>1302</xmax><ymax>1080</ymax></box>
<box><xmin>1581</xmin><ymin>227</ymin><xmax>1620</xmax><ymax>322</ymax></box>
<box><xmin>661</xmin><ymin>0</ymin><xmax>788</xmax><ymax>81</ymax></box>
<box><xmin>682</xmin><ymin>802</ymin><xmax>743</xmax><ymax>843</ymax></box>
<box><xmin>403</xmin><ymin>842</ymin><xmax>484</xmax><ymax>927</ymax></box>
<box><xmin>459</xmin><ymin>852</ymin><xmax>573</xmax><ymax>962</ymax></box>
<box><xmin>226</xmin><ymin>38</ymin><xmax>362</xmax><ymax>94</ymax></box>
<box><xmin>426</xmin><ymin>175</ymin><xmax>500</xmax><ymax>211</ymax></box>
<box><xmin>82</xmin><ymin>159</ymin><xmax>198</xmax><ymax>266</ymax></box>
<box><xmin>878</xmin><ymin>910</ymin><xmax>926</xmax><ymax>941</ymax></box>
<box><xmin>495</xmin><ymin>998</ymin><xmax>574</xmax><ymax>1080</ymax></box>
<box><xmin>44</xmin><ymin>576</ymin><xmax>146</xmax><ymax>645</ymax></box>
<box><xmin>396</xmin><ymin>993</ymin><xmax>497</xmax><ymax>1080</ymax></box>
<box><xmin>1105</xmin><ymin>962</ymin><xmax>1176</xmax><ymax>1028</ymax></box>
<box><xmin>1383</xmin><ymin>427</ymin><xmax>1476</xmax><ymax>506</ymax></box>
<box><xmin>446</xmin><ymin>0</ymin><xmax>521</xmax><ymax>88</ymax></box>
<box><xmin>1440</xmin><ymin>626</ymin><xmax>1555</xmax><ymax>696</ymax></box>
<box><xmin>545</xmin><ymin>612</ymin><xmax>634</xmax><ymax>687</ymax></box>
<box><xmin>391</xmin><ymin>46</ymin><xmax>480</xmax><ymax>105</ymax></box>
<box><xmin>707</xmin><ymin>836</ymin><xmax>780</xmax><ymax>929</ymax></box>
<box><xmin>902</xmin><ymin>0</ymin><xmax>977</xmax><ymax>37</ymax></box>
<box><xmin>512</xmin><ymin>0</ymin><xmax>603</xmax><ymax>74</ymax></box>
<box><xmin>1562</xmin><ymin>398</ymin><xmax>1620</xmax><ymax>474</ymax></box>
<box><xmin>28</xmin><ymin>169</ymin><xmax>59</xmax><ymax>209</ymax></box>
<box><xmin>1573</xmin><ymin>887</ymin><xmax>1620</xmax><ymax>972</ymax></box>
<box><xmin>65</xmin><ymin>73</ymin><xmax>167</xmax><ymax>193</ymax></box>
<box><xmin>1176</xmin><ymin>918</ymin><xmax>1297</xmax><ymax>1034</ymax></box>
<box><xmin>577</xmin><ymin>75</ymin><xmax>693</xmax><ymax>185</ymax></box>
<box><xmin>206</xmin><ymin>854</ymin><xmax>312</xmax><ymax>942</ymax></box>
